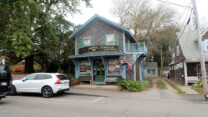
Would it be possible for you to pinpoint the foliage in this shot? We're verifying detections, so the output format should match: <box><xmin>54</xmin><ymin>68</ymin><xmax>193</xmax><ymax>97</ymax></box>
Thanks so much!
<box><xmin>70</xmin><ymin>78</ymin><xmax>80</xmax><ymax>86</ymax></box>
<box><xmin>192</xmin><ymin>80</ymin><xmax>203</xmax><ymax>88</ymax></box>
<box><xmin>192</xmin><ymin>80</ymin><xmax>205</xmax><ymax>94</ymax></box>
<box><xmin>0</xmin><ymin>0</ymin><xmax>91</xmax><ymax>73</ymax></box>
<box><xmin>117</xmin><ymin>79</ymin><xmax>150</xmax><ymax>92</ymax></box>
<box><xmin>157</xmin><ymin>80</ymin><xmax>167</xmax><ymax>89</ymax></box>
<box><xmin>165</xmin><ymin>79</ymin><xmax>186</xmax><ymax>94</ymax></box>
<box><xmin>112</xmin><ymin>0</ymin><xmax>179</xmax><ymax>74</ymax></box>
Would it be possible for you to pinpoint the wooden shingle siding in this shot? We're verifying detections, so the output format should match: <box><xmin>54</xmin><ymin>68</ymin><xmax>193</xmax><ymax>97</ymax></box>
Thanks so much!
<box><xmin>174</xmin><ymin>68</ymin><xmax>185</xmax><ymax>84</ymax></box>
<box><xmin>136</xmin><ymin>59</ymin><xmax>140</xmax><ymax>81</ymax></box>
<box><xmin>174</xmin><ymin>40</ymin><xmax>185</xmax><ymax>63</ymax></box>
<box><xmin>76</xmin><ymin>21</ymin><xmax>123</xmax><ymax>55</ymax></box>
<box><xmin>126</xmin><ymin>54</ymin><xmax>134</xmax><ymax>80</ymax></box>
<box><xmin>170</xmin><ymin>39</ymin><xmax>186</xmax><ymax>84</ymax></box>
<box><xmin>202</xmin><ymin>31</ymin><xmax>208</xmax><ymax>40</ymax></box>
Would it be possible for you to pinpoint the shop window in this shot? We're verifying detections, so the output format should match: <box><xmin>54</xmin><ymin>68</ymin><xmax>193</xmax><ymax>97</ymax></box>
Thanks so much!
<box><xmin>108</xmin><ymin>59</ymin><xmax>120</xmax><ymax>75</ymax></box>
<box><xmin>80</xmin><ymin>61</ymin><xmax>91</xmax><ymax>75</ymax></box>
<box><xmin>103</xmin><ymin>34</ymin><xmax>119</xmax><ymax>46</ymax></box>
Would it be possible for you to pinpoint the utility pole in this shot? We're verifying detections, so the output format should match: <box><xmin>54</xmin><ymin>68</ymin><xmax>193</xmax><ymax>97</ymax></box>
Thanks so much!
<box><xmin>191</xmin><ymin>0</ymin><xmax>208</xmax><ymax>100</ymax></box>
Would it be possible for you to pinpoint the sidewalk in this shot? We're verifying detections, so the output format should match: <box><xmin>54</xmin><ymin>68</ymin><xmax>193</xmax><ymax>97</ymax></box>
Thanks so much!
<box><xmin>72</xmin><ymin>84</ymin><xmax>120</xmax><ymax>91</ymax></box>
<box><xmin>165</xmin><ymin>79</ymin><xmax>199</xmax><ymax>95</ymax></box>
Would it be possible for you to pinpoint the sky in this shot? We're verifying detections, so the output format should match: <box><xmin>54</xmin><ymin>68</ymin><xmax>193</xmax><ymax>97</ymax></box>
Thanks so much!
<box><xmin>66</xmin><ymin>0</ymin><xmax>208</xmax><ymax>27</ymax></box>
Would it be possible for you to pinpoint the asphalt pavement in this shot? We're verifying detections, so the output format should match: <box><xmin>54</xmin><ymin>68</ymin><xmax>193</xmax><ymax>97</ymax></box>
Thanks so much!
<box><xmin>0</xmin><ymin>87</ymin><xmax>208</xmax><ymax>117</ymax></box>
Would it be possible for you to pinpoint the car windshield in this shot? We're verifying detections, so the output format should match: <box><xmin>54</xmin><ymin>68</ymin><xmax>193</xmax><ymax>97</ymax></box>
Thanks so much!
<box><xmin>56</xmin><ymin>75</ymin><xmax>69</xmax><ymax>80</ymax></box>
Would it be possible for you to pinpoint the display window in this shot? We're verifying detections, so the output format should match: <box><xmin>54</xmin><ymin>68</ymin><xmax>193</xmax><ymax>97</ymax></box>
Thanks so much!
<box><xmin>108</xmin><ymin>59</ymin><xmax>120</xmax><ymax>75</ymax></box>
<box><xmin>80</xmin><ymin>61</ymin><xmax>91</xmax><ymax>75</ymax></box>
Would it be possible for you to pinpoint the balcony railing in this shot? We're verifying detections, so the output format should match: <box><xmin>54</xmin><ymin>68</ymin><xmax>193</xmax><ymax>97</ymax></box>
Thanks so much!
<box><xmin>126</xmin><ymin>42</ymin><xmax>147</xmax><ymax>53</ymax></box>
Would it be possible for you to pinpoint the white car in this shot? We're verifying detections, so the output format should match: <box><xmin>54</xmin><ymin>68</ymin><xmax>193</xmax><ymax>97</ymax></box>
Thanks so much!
<box><xmin>11</xmin><ymin>73</ymin><xmax>70</xmax><ymax>98</ymax></box>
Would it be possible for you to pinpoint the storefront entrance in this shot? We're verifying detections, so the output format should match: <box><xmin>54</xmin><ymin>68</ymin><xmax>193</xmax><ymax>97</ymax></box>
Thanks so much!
<box><xmin>93</xmin><ymin>59</ymin><xmax>105</xmax><ymax>82</ymax></box>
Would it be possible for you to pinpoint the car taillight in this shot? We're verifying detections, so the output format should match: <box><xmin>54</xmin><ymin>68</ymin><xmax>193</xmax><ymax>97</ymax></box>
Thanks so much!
<box><xmin>55</xmin><ymin>76</ymin><xmax>63</xmax><ymax>84</ymax></box>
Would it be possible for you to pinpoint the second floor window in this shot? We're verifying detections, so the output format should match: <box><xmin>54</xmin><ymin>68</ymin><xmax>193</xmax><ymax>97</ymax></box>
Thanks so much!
<box><xmin>83</xmin><ymin>38</ymin><xmax>91</xmax><ymax>47</ymax></box>
<box><xmin>80</xmin><ymin>36</ymin><xmax>94</xmax><ymax>48</ymax></box>
<box><xmin>103</xmin><ymin>34</ymin><xmax>119</xmax><ymax>46</ymax></box>
<box><xmin>106</xmin><ymin>34</ymin><xmax>115</xmax><ymax>45</ymax></box>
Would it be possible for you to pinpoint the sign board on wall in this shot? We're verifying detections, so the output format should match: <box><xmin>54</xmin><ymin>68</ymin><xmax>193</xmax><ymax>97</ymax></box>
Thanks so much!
<box><xmin>79</xmin><ymin>46</ymin><xmax>119</xmax><ymax>54</ymax></box>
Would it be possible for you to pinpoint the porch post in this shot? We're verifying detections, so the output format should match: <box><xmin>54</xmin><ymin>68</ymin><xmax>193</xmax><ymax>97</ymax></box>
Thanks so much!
<box><xmin>139</xmin><ymin>61</ymin><xmax>144</xmax><ymax>81</ymax></box>
<box><xmin>121</xmin><ymin>55</ymin><xmax>126</xmax><ymax>79</ymax></box>
<box><xmin>75</xmin><ymin>36</ymin><xmax>77</xmax><ymax>56</ymax></box>
<box><xmin>75</xmin><ymin>60</ymin><xmax>80</xmax><ymax>79</ymax></box>
<box><xmin>89</xmin><ymin>58</ymin><xmax>94</xmax><ymax>83</ymax></box>
<box><xmin>184</xmin><ymin>62</ymin><xmax>188</xmax><ymax>86</ymax></box>
<box><xmin>123</xmin><ymin>31</ymin><xmax>126</xmax><ymax>53</ymax></box>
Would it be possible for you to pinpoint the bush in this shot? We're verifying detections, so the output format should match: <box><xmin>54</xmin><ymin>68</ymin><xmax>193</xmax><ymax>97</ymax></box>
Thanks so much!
<box><xmin>192</xmin><ymin>80</ymin><xmax>203</xmax><ymax>88</ymax></box>
<box><xmin>70</xmin><ymin>77</ymin><xmax>80</xmax><ymax>86</ymax></box>
<box><xmin>116</xmin><ymin>79</ymin><xmax>150</xmax><ymax>92</ymax></box>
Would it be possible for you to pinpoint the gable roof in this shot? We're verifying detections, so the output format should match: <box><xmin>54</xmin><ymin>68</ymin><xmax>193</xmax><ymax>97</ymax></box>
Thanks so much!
<box><xmin>69</xmin><ymin>14</ymin><xmax>137</xmax><ymax>43</ymax></box>
<box><xmin>178</xmin><ymin>25</ymin><xmax>208</xmax><ymax>62</ymax></box>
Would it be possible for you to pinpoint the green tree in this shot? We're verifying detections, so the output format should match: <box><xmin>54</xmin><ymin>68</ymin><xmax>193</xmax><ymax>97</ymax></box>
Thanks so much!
<box><xmin>0</xmin><ymin>0</ymin><xmax>91</xmax><ymax>73</ymax></box>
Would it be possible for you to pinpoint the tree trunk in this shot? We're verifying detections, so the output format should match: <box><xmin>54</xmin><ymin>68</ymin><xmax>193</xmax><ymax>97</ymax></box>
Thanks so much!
<box><xmin>160</xmin><ymin>46</ymin><xmax>164</xmax><ymax>77</ymax></box>
<box><xmin>24</xmin><ymin>55</ymin><xmax>35</xmax><ymax>73</ymax></box>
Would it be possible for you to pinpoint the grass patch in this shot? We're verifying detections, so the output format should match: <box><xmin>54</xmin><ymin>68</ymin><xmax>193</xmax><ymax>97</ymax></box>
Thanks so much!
<box><xmin>157</xmin><ymin>80</ymin><xmax>167</xmax><ymax>89</ymax></box>
<box><xmin>165</xmin><ymin>79</ymin><xmax>186</xmax><ymax>94</ymax></box>
<box><xmin>192</xmin><ymin>88</ymin><xmax>203</xmax><ymax>94</ymax></box>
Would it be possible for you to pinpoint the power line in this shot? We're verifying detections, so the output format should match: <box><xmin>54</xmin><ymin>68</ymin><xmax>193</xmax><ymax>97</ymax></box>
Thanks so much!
<box><xmin>156</xmin><ymin>0</ymin><xmax>192</xmax><ymax>9</ymax></box>
<box><xmin>178</xmin><ymin>9</ymin><xmax>193</xmax><ymax>40</ymax></box>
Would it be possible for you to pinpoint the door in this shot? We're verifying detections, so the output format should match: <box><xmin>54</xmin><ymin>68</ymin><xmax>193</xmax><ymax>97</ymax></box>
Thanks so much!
<box><xmin>93</xmin><ymin>60</ymin><xmax>105</xmax><ymax>82</ymax></box>
<box><xmin>147</xmin><ymin>69</ymin><xmax>151</xmax><ymax>77</ymax></box>
<box><xmin>30</xmin><ymin>74</ymin><xmax>52</xmax><ymax>93</ymax></box>
<box><xmin>17</xmin><ymin>74</ymin><xmax>37</xmax><ymax>92</ymax></box>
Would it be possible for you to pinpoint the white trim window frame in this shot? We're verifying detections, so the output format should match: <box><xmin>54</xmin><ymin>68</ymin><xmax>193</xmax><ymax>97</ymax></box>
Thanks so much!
<box><xmin>106</xmin><ymin>34</ymin><xmax>115</xmax><ymax>46</ymax></box>
<box><xmin>83</xmin><ymin>37</ymin><xmax>91</xmax><ymax>47</ymax></box>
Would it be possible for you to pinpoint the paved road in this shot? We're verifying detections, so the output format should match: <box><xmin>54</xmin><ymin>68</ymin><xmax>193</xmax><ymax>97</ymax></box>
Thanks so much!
<box><xmin>0</xmin><ymin>87</ymin><xmax>208</xmax><ymax>117</ymax></box>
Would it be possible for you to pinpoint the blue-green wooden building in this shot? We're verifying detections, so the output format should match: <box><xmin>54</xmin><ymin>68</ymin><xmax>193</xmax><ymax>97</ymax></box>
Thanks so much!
<box><xmin>69</xmin><ymin>14</ymin><xmax>147</xmax><ymax>84</ymax></box>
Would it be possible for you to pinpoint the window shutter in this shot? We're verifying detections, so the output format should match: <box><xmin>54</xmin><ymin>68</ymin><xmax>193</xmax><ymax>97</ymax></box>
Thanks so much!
<box><xmin>114</xmin><ymin>34</ymin><xmax>119</xmax><ymax>46</ymax></box>
<box><xmin>80</xmin><ymin>38</ymin><xmax>83</xmax><ymax>48</ymax></box>
<box><xmin>90</xmin><ymin>37</ymin><xmax>94</xmax><ymax>46</ymax></box>
<box><xmin>102</xmin><ymin>35</ymin><xmax>106</xmax><ymax>45</ymax></box>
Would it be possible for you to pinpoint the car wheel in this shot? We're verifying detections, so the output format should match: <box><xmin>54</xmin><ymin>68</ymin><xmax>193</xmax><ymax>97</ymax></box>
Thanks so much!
<box><xmin>10</xmin><ymin>85</ymin><xmax>17</xmax><ymax>96</ymax></box>
<box><xmin>41</xmin><ymin>86</ymin><xmax>53</xmax><ymax>98</ymax></box>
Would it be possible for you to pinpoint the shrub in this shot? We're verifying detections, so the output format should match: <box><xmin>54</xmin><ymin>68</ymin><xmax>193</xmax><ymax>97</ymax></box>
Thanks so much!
<box><xmin>116</xmin><ymin>79</ymin><xmax>150</xmax><ymax>92</ymax></box>
<box><xmin>192</xmin><ymin>80</ymin><xmax>203</xmax><ymax>88</ymax></box>
<box><xmin>70</xmin><ymin>77</ymin><xmax>80</xmax><ymax>86</ymax></box>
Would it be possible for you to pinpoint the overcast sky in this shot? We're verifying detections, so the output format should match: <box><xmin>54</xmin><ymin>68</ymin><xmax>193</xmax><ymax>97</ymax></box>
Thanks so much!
<box><xmin>66</xmin><ymin>0</ymin><xmax>208</xmax><ymax>27</ymax></box>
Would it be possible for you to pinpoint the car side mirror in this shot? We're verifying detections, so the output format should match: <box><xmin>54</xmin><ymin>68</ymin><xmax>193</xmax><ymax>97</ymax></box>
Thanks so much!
<box><xmin>22</xmin><ymin>79</ymin><xmax>27</xmax><ymax>82</ymax></box>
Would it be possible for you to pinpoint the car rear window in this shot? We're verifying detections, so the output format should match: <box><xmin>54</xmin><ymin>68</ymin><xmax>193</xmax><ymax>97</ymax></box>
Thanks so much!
<box><xmin>0</xmin><ymin>65</ymin><xmax>7</xmax><ymax>74</ymax></box>
<box><xmin>56</xmin><ymin>75</ymin><xmax>68</xmax><ymax>80</ymax></box>
<box><xmin>0</xmin><ymin>65</ymin><xmax>10</xmax><ymax>79</ymax></box>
